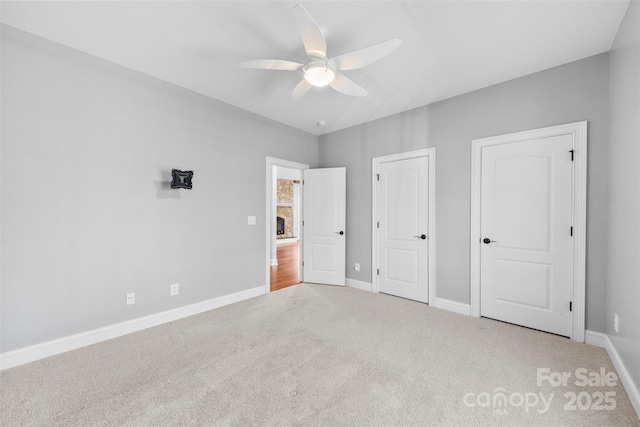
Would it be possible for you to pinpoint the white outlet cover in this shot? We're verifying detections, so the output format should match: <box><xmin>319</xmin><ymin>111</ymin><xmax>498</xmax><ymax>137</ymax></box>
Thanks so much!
<box><xmin>126</xmin><ymin>292</ymin><xmax>135</xmax><ymax>305</ymax></box>
<box><xmin>247</xmin><ymin>216</ymin><xmax>256</xmax><ymax>225</ymax></box>
<box><xmin>170</xmin><ymin>283</ymin><xmax>179</xmax><ymax>296</ymax></box>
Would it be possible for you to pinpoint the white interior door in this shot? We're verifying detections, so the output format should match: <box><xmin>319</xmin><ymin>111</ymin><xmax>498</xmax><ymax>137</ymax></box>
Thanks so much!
<box><xmin>377</xmin><ymin>156</ymin><xmax>429</xmax><ymax>303</ymax></box>
<box><xmin>480</xmin><ymin>135</ymin><xmax>573</xmax><ymax>337</ymax></box>
<box><xmin>303</xmin><ymin>167</ymin><xmax>346</xmax><ymax>286</ymax></box>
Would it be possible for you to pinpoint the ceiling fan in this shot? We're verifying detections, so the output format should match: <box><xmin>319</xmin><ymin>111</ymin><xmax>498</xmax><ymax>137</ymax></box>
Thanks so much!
<box><xmin>239</xmin><ymin>4</ymin><xmax>401</xmax><ymax>102</ymax></box>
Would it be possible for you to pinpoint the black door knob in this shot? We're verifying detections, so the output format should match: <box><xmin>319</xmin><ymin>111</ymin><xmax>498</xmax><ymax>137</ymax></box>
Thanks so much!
<box><xmin>483</xmin><ymin>238</ymin><xmax>497</xmax><ymax>244</ymax></box>
<box><xmin>339</xmin><ymin>231</ymin><xmax>344</xmax><ymax>235</ymax></box>
<box><xmin>420</xmin><ymin>234</ymin><xmax>426</xmax><ymax>240</ymax></box>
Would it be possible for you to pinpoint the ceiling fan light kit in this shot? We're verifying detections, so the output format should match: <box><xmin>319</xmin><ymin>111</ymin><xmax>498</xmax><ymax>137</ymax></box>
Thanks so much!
<box><xmin>240</xmin><ymin>4</ymin><xmax>401</xmax><ymax>102</ymax></box>
<box><xmin>303</xmin><ymin>61</ymin><xmax>335</xmax><ymax>87</ymax></box>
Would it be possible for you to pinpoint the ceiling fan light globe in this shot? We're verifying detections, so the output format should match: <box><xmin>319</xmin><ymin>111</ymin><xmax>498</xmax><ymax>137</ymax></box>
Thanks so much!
<box><xmin>303</xmin><ymin>63</ymin><xmax>335</xmax><ymax>87</ymax></box>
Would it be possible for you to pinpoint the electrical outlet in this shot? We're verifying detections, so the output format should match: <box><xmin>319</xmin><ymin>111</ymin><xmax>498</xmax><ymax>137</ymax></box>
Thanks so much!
<box><xmin>614</xmin><ymin>314</ymin><xmax>619</xmax><ymax>333</ymax></box>
<box><xmin>170</xmin><ymin>283</ymin><xmax>179</xmax><ymax>296</ymax></box>
<box><xmin>354</xmin><ymin>263</ymin><xmax>360</xmax><ymax>272</ymax></box>
<box><xmin>126</xmin><ymin>292</ymin><xmax>135</xmax><ymax>305</ymax></box>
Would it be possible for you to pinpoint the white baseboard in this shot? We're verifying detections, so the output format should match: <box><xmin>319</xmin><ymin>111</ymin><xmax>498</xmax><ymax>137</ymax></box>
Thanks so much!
<box><xmin>346</xmin><ymin>278</ymin><xmax>372</xmax><ymax>292</ymax></box>
<box><xmin>276</xmin><ymin>237</ymin><xmax>299</xmax><ymax>244</ymax></box>
<box><xmin>433</xmin><ymin>297</ymin><xmax>471</xmax><ymax>316</ymax></box>
<box><xmin>0</xmin><ymin>286</ymin><xmax>265</xmax><ymax>371</ymax></box>
<box><xmin>584</xmin><ymin>329</ymin><xmax>609</xmax><ymax>347</ymax></box>
<box><xmin>585</xmin><ymin>330</ymin><xmax>640</xmax><ymax>419</ymax></box>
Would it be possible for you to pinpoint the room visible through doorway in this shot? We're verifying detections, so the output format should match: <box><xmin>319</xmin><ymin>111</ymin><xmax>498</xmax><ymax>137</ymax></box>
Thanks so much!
<box><xmin>270</xmin><ymin>165</ymin><xmax>303</xmax><ymax>292</ymax></box>
<box><xmin>270</xmin><ymin>240</ymin><xmax>300</xmax><ymax>291</ymax></box>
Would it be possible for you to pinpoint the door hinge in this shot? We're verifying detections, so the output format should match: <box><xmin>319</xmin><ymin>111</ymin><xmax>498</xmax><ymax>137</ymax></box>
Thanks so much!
<box><xmin>377</xmin><ymin>221</ymin><xmax>380</xmax><ymax>228</ymax></box>
<box><xmin>569</xmin><ymin>150</ymin><xmax>574</xmax><ymax>161</ymax></box>
<box><xmin>570</xmin><ymin>226</ymin><xmax>573</xmax><ymax>236</ymax></box>
<box><xmin>376</xmin><ymin>174</ymin><xmax>380</xmax><ymax>181</ymax></box>
<box><xmin>569</xmin><ymin>301</ymin><xmax>573</xmax><ymax>312</ymax></box>
<box><xmin>302</xmin><ymin>261</ymin><xmax>304</xmax><ymax>267</ymax></box>
<box><xmin>302</xmin><ymin>220</ymin><xmax>305</xmax><ymax>226</ymax></box>
<box><xmin>377</xmin><ymin>269</ymin><xmax>380</xmax><ymax>275</ymax></box>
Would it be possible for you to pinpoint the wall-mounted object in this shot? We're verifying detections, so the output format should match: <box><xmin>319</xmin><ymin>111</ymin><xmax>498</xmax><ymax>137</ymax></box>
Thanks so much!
<box><xmin>171</xmin><ymin>169</ymin><xmax>193</xmax><ymax>189</ymax></box>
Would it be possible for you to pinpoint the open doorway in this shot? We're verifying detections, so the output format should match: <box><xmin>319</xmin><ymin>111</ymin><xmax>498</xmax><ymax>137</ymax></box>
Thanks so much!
<box><xmin>265</xmin><ymin>157</ymin><xmax>308</xmax><ymax>294</ymax></box>
<box><xmin>271</xmin><ymin>167</ymin><xmax>302</xmax><ymax>291</ymax></box>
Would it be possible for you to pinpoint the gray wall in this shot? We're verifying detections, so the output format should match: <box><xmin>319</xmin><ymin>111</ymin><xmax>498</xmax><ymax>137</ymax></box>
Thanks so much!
<box><xmin>319</xmin><ymin>53</ymin><xmax>610</xmax><ymax>332</ymax></box>
<box><xmin>2</xmin><ymin>13</ymin><xmax>635</xmax><ymax>370</ymax></box>
<box><xmin>0</xmin><ymin>26</ymin><xmax>318</xmax><ymax>352</ymax></box>
<box><xmin>606</xmin><ymin>0</ymin><xmax>640</xmax><ymax>391</ymax></box>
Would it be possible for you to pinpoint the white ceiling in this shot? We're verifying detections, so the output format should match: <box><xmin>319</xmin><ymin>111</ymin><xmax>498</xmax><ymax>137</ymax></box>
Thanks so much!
<box><xmin>1</xmin><ymin>1</ymin><xmax>630</xmax><ymax>135</ymax></box>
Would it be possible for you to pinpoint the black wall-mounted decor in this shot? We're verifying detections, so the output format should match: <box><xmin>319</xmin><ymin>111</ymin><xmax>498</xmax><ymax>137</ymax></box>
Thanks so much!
<box><xmin>171</xmin><ymin>169</ymin><xmax>193</xmax><ymax>189</ymax></box>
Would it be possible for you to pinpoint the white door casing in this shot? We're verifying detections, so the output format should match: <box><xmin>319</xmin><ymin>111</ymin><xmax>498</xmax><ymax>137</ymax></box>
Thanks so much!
<box><xmin>303</xmin><ymin>167</ymin><xmax>346</xmax><ymax>286</ymax></box>
<box><xmin>470</xmin><ymin>122</ymin><xmax>587</xmax><ymax>342</ymax></box>
<box><xmin>372</xmin><ymin>149</ymin><xmax>436</xmax><ymax>304</ymax></box>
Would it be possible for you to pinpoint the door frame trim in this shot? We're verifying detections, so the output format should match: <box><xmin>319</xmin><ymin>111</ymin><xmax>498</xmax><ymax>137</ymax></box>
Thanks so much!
<box><xmin>469</xmin><ymin>121</ymin><xmax>587</xmax><ymax>342</ymax></box>
<box><xmin>265</xmin><ymin>157</ymin><xmax>309</xmax><ymax>294</ymax></box>
<box><xmin>371</xmin><ymin>148</ymin><xmax>436</xmax><ymax>304</ymax></box>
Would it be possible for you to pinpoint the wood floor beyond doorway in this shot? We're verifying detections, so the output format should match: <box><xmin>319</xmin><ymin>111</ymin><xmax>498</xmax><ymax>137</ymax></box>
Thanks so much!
<box><xmin>270</xmin><ymin>240</ymin><xmax>300</xmax><ymax>292</ymax></box>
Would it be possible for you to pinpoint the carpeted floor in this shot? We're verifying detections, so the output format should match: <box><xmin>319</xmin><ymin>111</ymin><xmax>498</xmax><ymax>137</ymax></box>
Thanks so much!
<box><xmin>1</xmin><ymin>283</ymin><xmax>638</xmax><ymax>426</ymax></box>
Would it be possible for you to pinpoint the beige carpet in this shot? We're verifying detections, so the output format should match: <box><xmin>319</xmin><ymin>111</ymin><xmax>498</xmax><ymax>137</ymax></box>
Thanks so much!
<box><xmin>1</xmin><ymin>283</ymin><xmax>638</xmax><ymax>426</ymax></box>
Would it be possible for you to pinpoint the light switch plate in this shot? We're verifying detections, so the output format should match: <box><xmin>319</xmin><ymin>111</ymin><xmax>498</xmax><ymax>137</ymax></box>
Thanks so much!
<box><xmin>248</xmin><ymin>216</ymin><xmax>256</xmax><ymax>225</ymax></box>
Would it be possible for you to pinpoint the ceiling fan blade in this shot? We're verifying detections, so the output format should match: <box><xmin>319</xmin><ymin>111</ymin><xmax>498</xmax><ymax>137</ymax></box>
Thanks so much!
<box><xmin>292</xmin><ymin>4</ymin><xmax>327</xmax><ymax>59</ymax></box>
<box><xmin>239</xmin><ymin>59</ymin><xmax>303</xmax><ymax>71</ymax></box>
<box><xmin>329</xmin><ymin>72</ymin><xmax>368</xmax><ymax>97</ymax></box>
<box><xmin>329</xmin><ymin>38</ymin><xmax>402</xmax><ymax>71</ymax></box>
<box><xmin>291</xmin><ymin>79</ymin><xmax>313</xmax><ymax>102</ymax></box>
